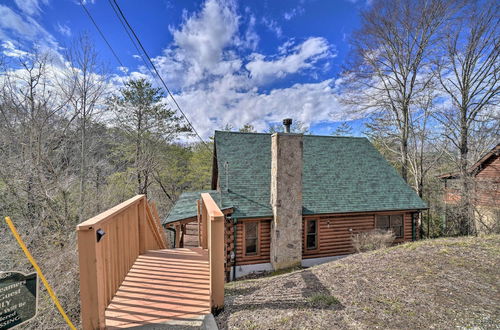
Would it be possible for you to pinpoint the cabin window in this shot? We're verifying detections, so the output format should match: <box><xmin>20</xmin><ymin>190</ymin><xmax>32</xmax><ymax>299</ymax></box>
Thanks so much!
<box><xmin>244</xmin><ymin>222</ymin><xmax>259</xmax><ymax>256</ymax></box>
<box><xmin>306</xmin><ymin>219</ymin><xmax>318</xmax><ymax>250</ymax></box>
<box><xmin>376</xmin><ymin>215</ymin><xmax>403</xmax><ymax>238</ymax></box>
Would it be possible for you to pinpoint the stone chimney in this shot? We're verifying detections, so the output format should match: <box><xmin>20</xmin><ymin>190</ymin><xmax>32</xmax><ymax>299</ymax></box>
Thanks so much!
<box><xmin>270</xmin><ymin>120</ymin><xmax>303</xmax><ymax>270</ymax></box>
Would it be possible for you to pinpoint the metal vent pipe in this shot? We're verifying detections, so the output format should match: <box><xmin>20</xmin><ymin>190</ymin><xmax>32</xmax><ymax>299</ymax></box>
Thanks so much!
<box><xmin>283</xmin><ymin>118</ymin><xmax>292</xmax><ymax>133</ymax></box>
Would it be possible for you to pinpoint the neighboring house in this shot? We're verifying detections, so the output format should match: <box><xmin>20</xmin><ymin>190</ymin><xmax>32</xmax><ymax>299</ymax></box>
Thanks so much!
<box><xmin>163</xmin><ymin>120</ymin><xmax>427</xmax><ymax>279</ymax></box>
<box><xmin>438</xmin><ymin>144</ymin><xmax>500</xmax><ymax>233</ymax></box>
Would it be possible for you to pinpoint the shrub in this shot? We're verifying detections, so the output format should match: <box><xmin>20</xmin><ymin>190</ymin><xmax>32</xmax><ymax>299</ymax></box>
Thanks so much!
<box><xmin>308</xmin><ymin>294</ymin><xmax>340</xmax><ymax>307</ymax></box>
<box><xmin>351</xmin><ymin>229</ymin><xmax>395</xmax><ymax>252</ymax></box>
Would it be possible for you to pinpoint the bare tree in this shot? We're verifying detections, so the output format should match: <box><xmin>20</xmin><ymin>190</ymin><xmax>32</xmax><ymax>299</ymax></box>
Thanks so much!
<box><xmin>62</xmin><ymin>34</ymin><xmax>108</xmax><ymax>221</ymax></box>
<box><xmin>0</xmin><ymin>51</ymin><xmax>83</xmax><ymax>327</ymax></box>
<box><xmin>435</xmin><ymin>0</ymin><xmax>499</xmax><ymax>234</ymax></box>
<box><xmin>340</xmin><ymin>0</ymin><xmax>456</xmax><ymax>182</ymax></box>
<box><xmin>0</xmin><ymin>51</ymin><xmax>77</xmax><ymax>226</ymax></box>
<box><xmin>267</xmin><ymin>120</ymin><xmax>310</xmax><ymax>134</ymax></box>
<box><xmin>331</xmin><ymin>122</ymin><xmax>353</xmax><ymax>136</ymax></box>
<box><xmin>408</xmin><ymin>91</ymin><xmax>446</xmax><ymax>198</ymax></box>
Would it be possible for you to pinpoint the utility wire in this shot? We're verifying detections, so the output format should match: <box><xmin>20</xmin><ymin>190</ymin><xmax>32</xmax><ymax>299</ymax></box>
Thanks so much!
<box><xmin>79</xmin><ymin>0</ymin><xmax>124</xmax><ymax>68</ymax></box>
<box><xmin>106</xmin><ymin>0</ymin><xmax>159</xmax><ymax>85</ymax></box>
<box><xmin>79</xmin><ymin>0</ymin><xmax>212</xmax><ymax>152</ymax></box>
<box><xmin>82</xmin><ymin>0</ymin><xmax>176</xmax><ymax>115</ymax></box>
<box><xmin>110</xmin><ymin>0</ymin><xmax>210</xmax><ymax>149</ymax></box>
<box><xmin>106</xmin><ymin>0</ymin><xmax>180</xmax><ymax>119</ymax></box>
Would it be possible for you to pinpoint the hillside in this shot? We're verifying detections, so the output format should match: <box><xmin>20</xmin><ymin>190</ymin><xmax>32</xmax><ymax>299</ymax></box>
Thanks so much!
<box><xmin>217</xmin><ymin>236</ymin><xmax>500</xmax><ymax>329</ymax></box>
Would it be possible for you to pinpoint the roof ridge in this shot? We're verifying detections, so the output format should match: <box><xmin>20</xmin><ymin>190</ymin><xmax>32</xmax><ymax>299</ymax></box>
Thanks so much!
<box><xmin>214</xmin><ymin>130</ymin><xmax>366</xmax><ymax>139</ymax></box>
<box><xmin>304</xmin><ymin>135</ymin><xmax>366</xmax><ymax>139</ymax></box>
<box><xmin>214</xmin><ymin>130</ymin><xmax>271</xmax><ymax>136</ymax></box>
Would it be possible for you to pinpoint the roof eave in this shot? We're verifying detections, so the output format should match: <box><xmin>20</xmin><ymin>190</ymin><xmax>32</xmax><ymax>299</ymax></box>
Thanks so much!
<box><xmin>163</xmin><ymin>206</ymin><xmax>234</xmax><ymax>225</ymax></box>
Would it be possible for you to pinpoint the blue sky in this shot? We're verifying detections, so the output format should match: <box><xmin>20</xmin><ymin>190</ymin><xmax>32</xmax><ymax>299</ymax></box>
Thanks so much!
<box><xmin>0</xmin><ymin>0</ymin><xmax>371</xmax><ymax>138</ymax></box>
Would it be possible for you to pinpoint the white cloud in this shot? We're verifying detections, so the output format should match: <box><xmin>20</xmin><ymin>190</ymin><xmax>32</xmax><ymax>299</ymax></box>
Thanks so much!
<box><xmin>141</xmin><ymin>0</ymin><xmax>344</xmax><ymax>139</ymax></box>
<box><xmin>117</xmin><ymin>66</ymin><xmax>129</xmax><ymax>74</ymax></box>
<box><xmin>1</xmin><ymin>40</ymin><xmax>29</xmax><ymax>57</ymax></box>
<box><xmin>164</xmin><ymin>0</ymin><xmax>240</xmax><ymax>87</ymax></box>
<box><xmin>0</xmin><ymin>4</ymin><xmax>61</xmax><ymax>55</ymax></box>
<box><xmin>262</xmin><ymin>17</ymin><xmax>282</xmax><ymax>38</ymax></box>
<box><xmin>0</xmin><ymin>5</ymin><xmax>40</xmax><ymax>40</ymax></box>
<box><xmin>283</xmin><ymin>6</ymin><xmax>305</xmax><ymax>20</ymax></box>
<box><xmin>173</xmin><ymin>78</ymin><xmax>353</xmax><ymax>139</ymax></box>
<box><xmin>246</xmin><ymin>37</ymin><xmax>333</xmax><ymax>83</ymax></box>
<box><xmin>243</xmin><ymin>14</ymin><xmax>259</xmax><ymax>50</ymax></box>
<box><xmin>1</xmin><ymin>0</ymin><xmax>346</xmax><ymax>140</ymax></box>
<box><xmin>56</xmin><ymin>22</ymin><xmax>72</xmax><ymax>37</ymax></box>
<box><xmin>14</xmin><ymin>0</ymin><xmax>49</xmax><ymax>16</ymax></box>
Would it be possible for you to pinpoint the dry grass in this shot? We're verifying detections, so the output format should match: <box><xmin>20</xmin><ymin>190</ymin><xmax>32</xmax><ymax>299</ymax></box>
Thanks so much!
<box><xmin>351</xmin><ymin>229</ymin><xmax>395</xmax><ymax>252</ymax></box>
<box><xmin>0</xmin><ymin>228</ymin><xmax>80</xmax><ymax>329</ymax></box>
<box><xmin>217</xmin><ymin>235</ymin><xmax>500</xmax><ymax>329</ymax></box>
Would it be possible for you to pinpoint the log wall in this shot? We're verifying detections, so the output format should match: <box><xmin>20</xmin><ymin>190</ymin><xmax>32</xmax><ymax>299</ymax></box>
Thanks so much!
<box><xmin>231</xmin><ymin>211</ymin><xmax>418</xmax><ymax>266</ymax></box>
<box><xmin>235</xmin><ymin>218</ymin><xmax>271</xmax><ymax>265</ymax></box>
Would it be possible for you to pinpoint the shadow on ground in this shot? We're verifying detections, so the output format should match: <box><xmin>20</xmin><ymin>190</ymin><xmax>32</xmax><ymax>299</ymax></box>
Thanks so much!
<box><xmin>217</xmin><ymin>269</ymin><xmax>344</xmax><ymax>329</ymax></box>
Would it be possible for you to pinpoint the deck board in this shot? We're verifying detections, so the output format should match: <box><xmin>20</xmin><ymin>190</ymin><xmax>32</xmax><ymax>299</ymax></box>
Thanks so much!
<box><xmin>105</xmin><ymin>248</ymin><xmax>210</xmax><ymax>328</ymax></box>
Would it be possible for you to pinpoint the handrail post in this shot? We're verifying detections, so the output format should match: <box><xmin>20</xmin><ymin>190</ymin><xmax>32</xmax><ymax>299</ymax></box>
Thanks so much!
<box><xmin>200</xmin><ymin>193</ymin><xmax>225</xmax><ymax>310</ymax></box>
<box><xmin>138</xmin><ymin>197</ymin><xmax>147</xmax><ymax>254</ymax></box>
<box><xmin>200</xmin><ymin>200</ymin><xmax>208</xmax><ymax>249</ymax></box>
<box><xmin>78</xmin><ymin>227</ymin><xmax>106</xmax><ymax>329</ymax></box>
<box><xmin>197</xmin><ymin>199</ymin><xmax>202</xmax><ymax>247</ymax></box>
<box><xmin>209</xmin><ymin>212</ymin><xmax>225</xmax><ymax>309</ymax></box>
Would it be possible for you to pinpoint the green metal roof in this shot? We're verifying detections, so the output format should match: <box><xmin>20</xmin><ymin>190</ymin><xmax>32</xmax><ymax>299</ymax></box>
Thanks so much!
<box><xmin>164</xmin><ymin>131</ymin><xmax>427</xmax><ymax>223</ymax></box>
<box><xmin>214</xmin><ymin>131</ymin><xmax>427</xmax><ymax>218</ymax></box>
<box><xmin>163</xmin><ymin>190</ymin><xmax>231</xmax><ymax>224</ymax></box>
<box><xmin>215</xmin><ymin>132</ymin><xmax>273</xmax><ymax>218</ymax></box>
<box><xmin>301</xmin><ymin>135</ymin><xmax>427</xmax><ymax>214</ymax></box>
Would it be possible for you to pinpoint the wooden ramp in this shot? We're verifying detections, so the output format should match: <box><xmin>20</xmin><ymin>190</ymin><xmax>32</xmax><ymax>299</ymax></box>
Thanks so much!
<box><xmin>105</xmin><ymin>248</ymin><xmax>210</xmax><ymax>328</ymax></box>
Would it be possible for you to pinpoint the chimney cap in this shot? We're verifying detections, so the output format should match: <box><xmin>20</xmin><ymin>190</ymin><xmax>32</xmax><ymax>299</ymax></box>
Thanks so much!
<box><xmin>283</xmin><ymin>118</ymin><xmax>292</xmax><ymax>133</ymax></box>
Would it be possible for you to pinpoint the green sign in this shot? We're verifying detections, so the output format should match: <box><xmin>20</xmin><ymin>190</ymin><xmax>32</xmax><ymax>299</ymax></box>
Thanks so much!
<box><xmin>0</xmin><ymin>272</ymin><xmax>38</xmax><ymax>330</ymax></box>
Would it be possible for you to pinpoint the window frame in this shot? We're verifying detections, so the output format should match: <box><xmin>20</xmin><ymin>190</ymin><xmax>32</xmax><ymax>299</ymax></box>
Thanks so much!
<box><xmin>375</xmin><ymin>214</ymin><xmax>404</xmax><ymax>239</ymax></box>
<box><xmin>304</xmin><ymin>218</ymin><xmax>319</xmax><ymax>251</ymax></box>
<box><xmin>243</xmin><ymin>220</ymin><xmax>260</xmax><ymax>257</ymax></box>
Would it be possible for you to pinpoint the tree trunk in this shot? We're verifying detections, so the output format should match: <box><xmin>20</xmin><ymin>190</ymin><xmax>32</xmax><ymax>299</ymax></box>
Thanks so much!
<box><xmin>95</xmin><ymin>167</ymin><xmax>101</xmax><ymax>213</ymax></box>
<box><xmin>136</xmin><ymin>111</ymin><xmax>143</xmax><ymax>195</ymax></box>
<box><xmin>79</xmin><ymin>116</ymin><xmax>86</xmax><ymax>222</ymax></box>
<box><xmin>459</xmin><ymin>109</ymin><xmax>472</xmax><ymax>235</ymax></box>
<box><xmin>400</xmin><ymin>108</ymin><xmax>410</xmax><ymax>182</ymax></box>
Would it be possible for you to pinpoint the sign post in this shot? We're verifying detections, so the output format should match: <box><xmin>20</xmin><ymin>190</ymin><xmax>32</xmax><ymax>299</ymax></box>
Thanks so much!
<box><xmin>3</xmin><ymin>217</ymin><xmax>76</xmax><ymax>329</ymax></box>
<box><xmin>0</xmin><ymin>272</ymin><xmax>38</xmax><ymax>330</ymax></box>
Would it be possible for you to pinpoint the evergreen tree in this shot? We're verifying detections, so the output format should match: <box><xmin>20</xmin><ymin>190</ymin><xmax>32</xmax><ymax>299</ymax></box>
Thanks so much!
<box><xmin>108</xmin><ymin>78</ymin><xmax>189</xmax><ymax>195</ymax></box>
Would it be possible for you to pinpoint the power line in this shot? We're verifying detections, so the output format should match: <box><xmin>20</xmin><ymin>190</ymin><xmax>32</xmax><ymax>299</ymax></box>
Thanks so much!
<box><xmin>80</xmin><ymin>0</ymin><xmax>182</xmax><ymax>125</ymax></box>
<box><xmin>106</xmin><ymin>0</ymin><xmax>179</xmax><ymax>119</ymax></box>
<box><xmin>79</xmin><ymin>0</ymin><xmax>212</xmax><ymax>151</ymax></box>
<box><xmin>106</xmin><ymin>0</ymin><xmax>158</xmax><ymax>84</ymax></box>
<box><xmin>79</xmin><ymin>0</ymin><xmax>124</xmax><ymax>68</ymax></box>
<box><xmin>110</xmin><ymin>0</ymin><xmax>210</xmax><ymax>149</ymax></box>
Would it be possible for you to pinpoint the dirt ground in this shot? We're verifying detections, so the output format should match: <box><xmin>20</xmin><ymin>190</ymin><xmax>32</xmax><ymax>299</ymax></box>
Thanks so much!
<box><xmin>216</xmin><ymin>235</ymin><xmax>500</xmax><ymax>329</ymax></box>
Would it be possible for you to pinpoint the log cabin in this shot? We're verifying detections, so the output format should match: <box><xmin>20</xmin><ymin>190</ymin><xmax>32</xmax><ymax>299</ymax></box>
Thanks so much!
<box><xmin>163</xmin><ymin>119</ymin><xmax>427</xmax><ymax>280</ymax></box>
<box><xmin>439</xmin><ymin>143</ymin><xmax>500</xmax><ymax>234</ymax></box>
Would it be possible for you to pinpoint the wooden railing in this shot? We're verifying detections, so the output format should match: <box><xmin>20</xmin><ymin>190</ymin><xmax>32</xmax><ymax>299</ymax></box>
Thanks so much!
<box><xmin>77</xmin><ymin>195</ymin><xmax>167</xmax><ymax>329</ymax></box>
<box><xmin>199</xmin><ymin>193</ymin><xmax>225</xmax><ymax>310</ymax></box>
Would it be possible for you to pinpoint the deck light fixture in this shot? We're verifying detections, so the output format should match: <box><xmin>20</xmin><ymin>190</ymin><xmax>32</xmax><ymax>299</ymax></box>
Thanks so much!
<box><xmin>96</xmin><ymin>228</ymin><xmax>106</xmax><ymax>242</ymax></box>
